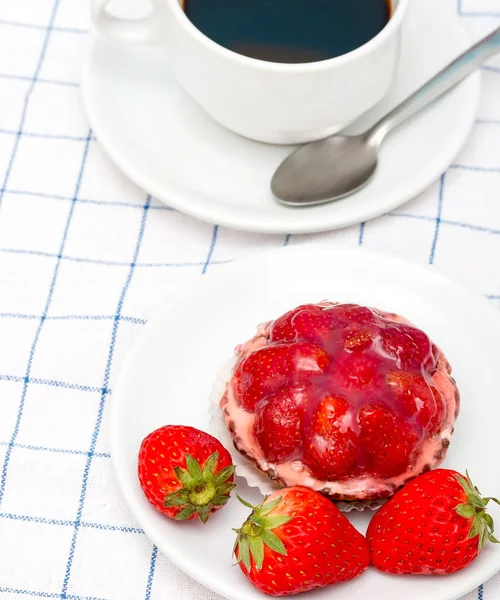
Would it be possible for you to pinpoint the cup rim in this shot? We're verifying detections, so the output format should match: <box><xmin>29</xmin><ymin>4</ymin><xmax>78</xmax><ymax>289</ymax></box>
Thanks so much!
<box><xmin>169</xmin><ymin>0</ymin><xmax>410</xmax><ymax>71</ymax></box>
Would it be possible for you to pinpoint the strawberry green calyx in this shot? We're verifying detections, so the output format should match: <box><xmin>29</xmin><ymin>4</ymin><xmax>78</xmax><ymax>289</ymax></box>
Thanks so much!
<box><xmin>455</xmin><ymin>471</ymin><xmax>500</xmax><ymax>550</ymax></box>
<box><xmin>164</xmin><ymin>452</ymin><xmax>235</xmax><ymax>523</ymax></box>
<box><xmin>233</xmin><ymin>495</ymin><xmax>293</xmax><ymax>572</ymax></box>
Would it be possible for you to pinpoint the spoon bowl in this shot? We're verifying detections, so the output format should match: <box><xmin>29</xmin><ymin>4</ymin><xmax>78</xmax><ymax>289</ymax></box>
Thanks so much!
<box><xmin>271</xmin><ymin>26</ymin><xmax>500</xmax><ymax>207</ymax></box>
<box><xmin>271</xmin><ymin>135</ymin><xmax>378</xmax><ymax>206</ymax></box>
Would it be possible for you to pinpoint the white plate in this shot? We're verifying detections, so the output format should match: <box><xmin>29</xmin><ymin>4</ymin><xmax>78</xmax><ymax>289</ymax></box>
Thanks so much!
<box><xmin>111</xmin><ymin>246</ymin><xmax>500</xmax><ymax>600</ymax></box>
<box><xmin>82</xmin><ymin>0</ymin><xmax>479</xmax><ymax>235</ymax></box>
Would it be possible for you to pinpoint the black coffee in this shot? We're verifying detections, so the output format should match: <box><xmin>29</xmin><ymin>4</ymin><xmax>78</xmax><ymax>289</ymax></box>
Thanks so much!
<box><xmin>182</xmin><ymin>0</ymin><xmax>392</xmax><ymax>64</ymax></box>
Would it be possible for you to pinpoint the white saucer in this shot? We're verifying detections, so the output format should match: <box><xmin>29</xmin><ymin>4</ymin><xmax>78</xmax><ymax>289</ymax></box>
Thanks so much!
<box><xmin>82</xmin><ymin>0</ymin><xmax>479</xmax><ymax>235</ymax></box>
<box><xmin>111</xmin><ymin>246</ymin><xmax>500</xmax><ymax>600</ymax></box>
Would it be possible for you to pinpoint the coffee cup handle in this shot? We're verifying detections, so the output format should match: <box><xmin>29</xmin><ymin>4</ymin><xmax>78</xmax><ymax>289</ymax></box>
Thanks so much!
<box><xmin>91</xmin><ymin>0</ymin><xmax>165</xmax><ymax>44</ymax></box>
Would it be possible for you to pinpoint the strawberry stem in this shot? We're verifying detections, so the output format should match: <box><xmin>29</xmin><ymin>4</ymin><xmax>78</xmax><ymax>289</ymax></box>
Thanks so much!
<box><xmin>164</xmin><ymin>452</ymin><xmax>236</xmax><ymax>523</ymax></box>
<box><xmin>233</xmin><ymin>495</ymin><xmax>292</xmax><ymax>572</ymax></box>
<box><xmin>189</xmin><ymin>482</ymin><xmax>216</xmax><ymax>506</ymax></box>
<box><xmin>455</xmin><ymin>471</ymin><xmax>500</xmax><ymax>551</ymax></box>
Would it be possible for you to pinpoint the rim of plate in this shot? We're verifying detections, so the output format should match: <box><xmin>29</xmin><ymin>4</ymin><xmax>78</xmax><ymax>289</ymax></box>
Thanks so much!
<box><xmin>110</xmin><ymin>245</ymin><xmax>500</xmax><ymax>600</ymax></box>
<box><xmin>81</xmin><ymin>2</ymin><xmax>480</xmax><ymax>235</ymax></box>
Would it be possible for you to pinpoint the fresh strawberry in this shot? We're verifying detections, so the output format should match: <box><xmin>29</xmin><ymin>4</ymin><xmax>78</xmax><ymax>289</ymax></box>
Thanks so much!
<box><xmin>233</xmin><ymin>487</ymin><xmax>370</xmax><ymax>596</ymax></box>
<box><xmin>381</xmin><ymin>324</ymin><xmax>436</xmax><ymax>371</ymax></box>
<box><xmin>303</xmin><ymin>395</ymin><xmax>358</xmax><ymax>480</ymax></box>
<box><xmin>387</xmin><ymin>371</ymin><xmax>445</xmax><ymax>433</ymax></box>
<box><xmin>270</xmin><ymin>304</ymin><xmax>319</xmax><ymax>342</ymax></box>
<box><xmin>138</xmin><ymin>425</ymin><xmax>235</xmax><ymax>523</ymax></box>
<box><xmin>254</xmin><ymin>386</ymin><xmax>308</xmax><ymax>463</ymax></box>
<box><xmin>236</xmin><ymin>342</ymin><xmax>329</xmax><ymax>411</ymax></box>
<box><xmin>359</xmin><ymin>404</ymin><xmax>419</xmax><ymax>478</ymax></box>
<box><xmin>367</xmin><ymin>469</ymin><xmax>500</xmax><ymax>574</ymax></box>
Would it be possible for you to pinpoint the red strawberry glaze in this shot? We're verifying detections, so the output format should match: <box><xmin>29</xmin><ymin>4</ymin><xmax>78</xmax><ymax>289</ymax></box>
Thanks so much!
<box><xmin>220</xmin><ymin>302</ymin><xmax>460</xmax><ymax>501</ymax></box>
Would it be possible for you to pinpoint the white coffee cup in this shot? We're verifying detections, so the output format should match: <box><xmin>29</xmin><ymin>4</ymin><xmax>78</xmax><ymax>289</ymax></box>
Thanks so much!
<box><xmin>91</xmin><ymin>0</ymin><xmax>410</xmax><ymax>144</ymax></box>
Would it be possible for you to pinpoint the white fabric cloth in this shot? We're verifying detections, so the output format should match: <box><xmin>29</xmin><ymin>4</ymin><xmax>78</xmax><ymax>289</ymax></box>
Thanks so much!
<box><xmin>0</xmin><ymin>0</ymin><xmax>499</xmax><ymax>598</ymax></box>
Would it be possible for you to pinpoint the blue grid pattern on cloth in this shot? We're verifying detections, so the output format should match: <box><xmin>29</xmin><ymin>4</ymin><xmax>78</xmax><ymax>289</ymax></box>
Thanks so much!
<box><xmin>0</xmin><ymin>0</ymin><xmax>499</xmax><ymax>598</ymax></box>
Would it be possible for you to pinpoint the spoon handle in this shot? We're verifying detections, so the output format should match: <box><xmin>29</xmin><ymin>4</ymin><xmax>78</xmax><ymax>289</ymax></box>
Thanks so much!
<box><xmin>368</xmin><ymin>26</ymin><xmax>500</xmax><ymax>144</ymax></box>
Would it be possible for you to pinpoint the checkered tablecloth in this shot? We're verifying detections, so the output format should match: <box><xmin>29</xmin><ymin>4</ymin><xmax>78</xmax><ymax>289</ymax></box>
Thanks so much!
<box><xmin>0</xmin><ymin>0</ymin><xmax>499</xmax><ymax>599</ymax></box>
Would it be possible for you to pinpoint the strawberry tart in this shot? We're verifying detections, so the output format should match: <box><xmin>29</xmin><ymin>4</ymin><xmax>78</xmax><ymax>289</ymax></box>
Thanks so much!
<box><xmin>219</xmin><ymin>303</ymin><xmax>460</xmax><ymax>501</ymax></box>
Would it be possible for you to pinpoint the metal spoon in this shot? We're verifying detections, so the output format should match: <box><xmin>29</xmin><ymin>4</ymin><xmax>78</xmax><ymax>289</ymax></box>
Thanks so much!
<box><xmin>271</xmin><ymin>26</ymin><xmax>500</xmax><ymax>207</ymax></box>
